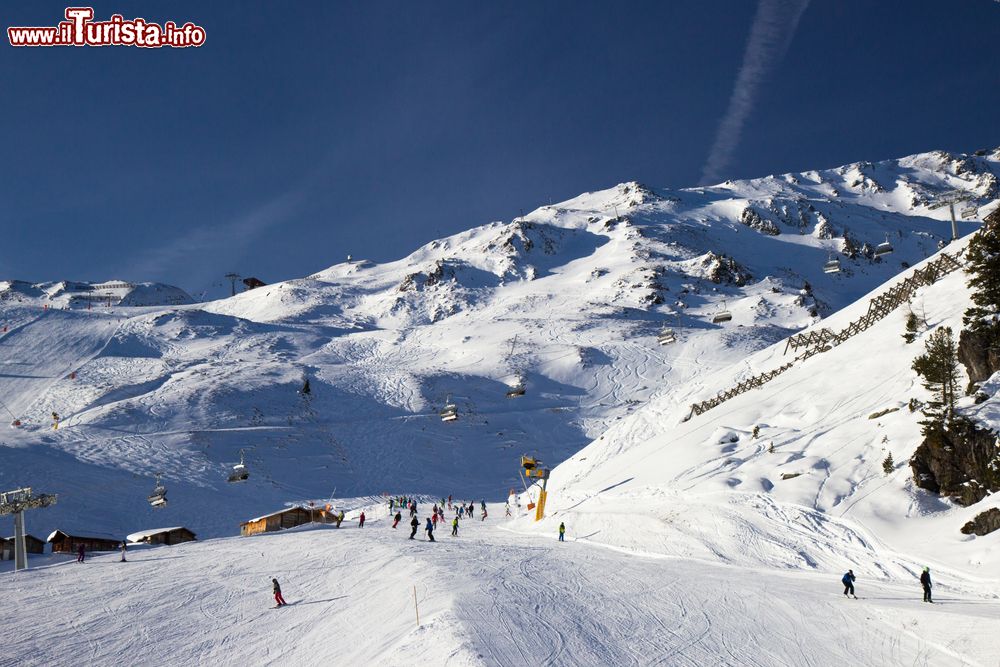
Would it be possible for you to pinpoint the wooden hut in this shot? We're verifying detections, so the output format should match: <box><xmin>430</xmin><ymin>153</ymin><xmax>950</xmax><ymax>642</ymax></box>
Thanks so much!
<box><xmin>126</xmin><ymin>527</ymin><xmax>197</xmax><ymax>546</ymax></box>
<box><xmin>240</xmin><ymin>506</ymin><xmax>314</xmax><ymax>536</ymax></box>
<box><xmin>47</xmin><ymin>530</ymin><xmax>121</xmax><ymax>554</ymax></box>
<box><xmin>242</xmin><ymin>277</ymin><xmax>267</xmax><ymax>290</ymax></box>
<box><xmin>2</xmin><ymin>534</ymin><xmax>45</xmax><ymax>557</ymax></box>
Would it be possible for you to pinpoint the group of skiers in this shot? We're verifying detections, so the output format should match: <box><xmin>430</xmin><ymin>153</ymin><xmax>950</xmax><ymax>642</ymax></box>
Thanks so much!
<box><xmin>265</xmin><ymin>495</ymin><xmax>570</xmax><ymax>607</ymax></box>
<box><xmin>841</xmin><ymin>567</ymin><xmax>934</xmax><ymax>603</ymax></box>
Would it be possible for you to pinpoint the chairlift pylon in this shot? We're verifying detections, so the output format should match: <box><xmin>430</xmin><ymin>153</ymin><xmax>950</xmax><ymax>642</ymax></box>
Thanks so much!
<box><xmin>227</xmin><ymin>449</ymin><xmax>250</xmax><ymax>483</ymax></box>
<box><xmin>712</xmin><ymin>301</ymin><xmax>732</xmax><ymax>324</ymax></box>
<box><xmin>147</xmin><ymin>473</ymin><xmax>167</xmax><ymax>508</ymax></box>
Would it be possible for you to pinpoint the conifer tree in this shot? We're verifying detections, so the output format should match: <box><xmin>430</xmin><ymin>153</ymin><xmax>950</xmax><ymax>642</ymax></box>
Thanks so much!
<box><xmin>902</xmin><ymin>309</ymin><xmax>919</xmax><ymax>344</ymax></box>
<box><xmin>882</xmin><ymin>452</ymin><xmax>894</xmax><ymax>475</ymax></box>
<box><xmin>911</xmin><ymin>326</ymin><xmax>961</xmax><ymax>432</ymax></box>
<box><xmin>963</xmin><ymin>212</ymin><xmax>1000</xmax><ymax>336</ymax></box>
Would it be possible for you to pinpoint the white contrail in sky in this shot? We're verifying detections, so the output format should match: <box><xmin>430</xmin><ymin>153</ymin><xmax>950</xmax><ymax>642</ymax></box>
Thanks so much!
<box><xmin>699</xmin><ymin>0</ymin><xmax>811</xmax><ymax>186</ymax></box>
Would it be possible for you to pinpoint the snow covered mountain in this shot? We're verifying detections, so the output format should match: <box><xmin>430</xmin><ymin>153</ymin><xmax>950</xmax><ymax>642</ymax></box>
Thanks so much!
<box><xmin>0</xmin><ymin>146</ymin><xmax>998</xmax><ymax>546</ymax></box>
<box><xmin>4</xmin><ymin>147</ymin><xmax>1000</xmax><ymax>667</ymax></box>
<box><xmin>0</xmin><ymin>279</ymin><xmax>192</xmax><ymax>308</ymax></box>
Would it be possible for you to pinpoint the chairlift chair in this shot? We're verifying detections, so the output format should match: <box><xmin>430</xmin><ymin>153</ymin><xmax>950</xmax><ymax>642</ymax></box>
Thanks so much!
<box><xmin>960</xmin><ymin>206</ymin><xmax>978</xmax><ymax>220</ymax></box>
<box><xmin>823</xmin><ymin>255</ymin><xmax>841</xmax><ymax>274</ymax></box>
<box><xmin>712</xmin><ymin>302</ymin><xmax>732</xmax><ymax>324</ymax></box>
<box><xmin>227</xmin><ymin>449</ymin><xmax>250</xmax><ymax>483</ymax></box>
<box><xmin>657</xmin><ymin>326</ymin><xmax>676</xmax><ymax>345</ymax></box>
<box><xmin>873</xmin><ymin>235</ymin><xmax>893</xmax><ymax>258</ymax></box>
<box><xmin>147</xmin><ymin>473</ymin><xmax>168</xmax><ymax>508</ymax></box>
<box><xmin>505</xmin><ymin>383</ymin><xmax>526</xmax><ymax>398</ymax></box>
<box><xmin>440</xmin><ymin>397</ymin><xmax>459</xmax><ymax>422</ymax></box>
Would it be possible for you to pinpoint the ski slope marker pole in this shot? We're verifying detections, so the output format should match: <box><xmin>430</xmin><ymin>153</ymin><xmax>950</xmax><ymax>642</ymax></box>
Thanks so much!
<box><xmin>413</xmin><ymin>585</ymin><xmax>420</xmax><ymax>627</ymax></box>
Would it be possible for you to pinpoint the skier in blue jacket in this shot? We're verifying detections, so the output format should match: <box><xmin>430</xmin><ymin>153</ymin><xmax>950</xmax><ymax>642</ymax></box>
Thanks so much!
<box><xmin>842</xmin><ymin>569</ymin><xmax>856</xmax><ymax>598</ymax></box>
<box><xmin>425</xmin><ymin>517</ymin><xmax>435</xmax><ymax>542</ymax></box>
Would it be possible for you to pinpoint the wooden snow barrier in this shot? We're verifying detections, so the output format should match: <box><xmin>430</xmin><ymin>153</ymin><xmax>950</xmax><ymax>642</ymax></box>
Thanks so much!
<box><xmin>687</xmin><ymin>363</ymin><xmax>795</xmax><ymax>418</ymax></box>
<box><xmin>686</xmin><ymin>250</ymin><xmax>965</xmax><ymax>421</ymax></box>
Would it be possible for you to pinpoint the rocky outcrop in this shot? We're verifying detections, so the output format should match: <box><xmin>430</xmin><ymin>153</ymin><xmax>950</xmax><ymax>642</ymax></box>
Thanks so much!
<box><xmin>910</xmin><ymin>418</ymin><xmax>1000</xmax><ymax>506</ymax></box>
<box><xmin>958</xmin><ymin>327</ymin><xmax>1000</xmax><ymax>388</ymax></box>
<box><xmin>700</xmin><ymin>253</ymin><xmax>752</xmax><ymax>287</ymax></box>
<box><xmin>738</xmin><ymin>207</ymin><xmax>780</xmax><ymax>236</ymax></box>
<box><xmin>960</xmin><ymin>507</ymin><xmax>1000</xmax><ymax>536</ymax></box>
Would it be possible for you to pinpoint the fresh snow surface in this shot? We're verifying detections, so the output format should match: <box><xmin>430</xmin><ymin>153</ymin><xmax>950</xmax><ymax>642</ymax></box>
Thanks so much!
<box><xmin>3</xmin><ymin>508</ymin><xmax>998</xmax><ymax>667</ymax></box>
<box><xmin>2</xmin><ymin>147</ymin><xmax>1000</xmax><ymax>664</ymax></box>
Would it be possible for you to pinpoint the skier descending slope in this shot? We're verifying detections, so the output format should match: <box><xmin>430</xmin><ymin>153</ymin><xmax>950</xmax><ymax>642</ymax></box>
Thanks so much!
<box><xmin>358</xmin><ymin>511</ymin><xmax>366</xmax><ymax>528</ymax></box>
<box><xmin>842</xmin><ymin>570</ymin><xmax>856</xmax><ymax>598</ymax></box>
<box><xmin>451</xmin><ymin>517</ymin><xmax>459</xmax><ymax>536</ymax></box>
<box><xmin>920</xmin><ymin>568</ymin><xmax>933</xmax><ymax>603</ymax></box>
<box><xmin>559</xmin><ymin>523</ymin><xmax>566</xmax><ymax>542</ymax></box>
<box><xmin>409</xmin><ymin>515</ymin><xmax>419</xmax><ymax>540</ymax></box>
<box><xmin>425</xmin><ymin>517</ymin><xmax>435</xmax><ymax>542</ymax></box>
<box><xmin>272</xmin><ymin>578</ymin><xmax>288</xmax><ymax>607</ymax></box>
<box><xmin>392</xmin><ymin>511</ymin><xmax>401</xmax><ymax>528</ymax></box>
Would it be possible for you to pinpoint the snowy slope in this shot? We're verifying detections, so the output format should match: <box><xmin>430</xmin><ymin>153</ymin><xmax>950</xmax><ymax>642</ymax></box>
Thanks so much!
<box><xmin>3</xmin><ymin>508</ymin><xmax>998</xmax><ymax>667</ymax></box>
<box><xmin>522</xmin><ymin>233</ymin><xmax>1000</xmax><ymax>589</ymax></box>
<box><xmin>0</xmin><ymin>147</ymin><xmax>998</xmax><ymax>546</ymax></box>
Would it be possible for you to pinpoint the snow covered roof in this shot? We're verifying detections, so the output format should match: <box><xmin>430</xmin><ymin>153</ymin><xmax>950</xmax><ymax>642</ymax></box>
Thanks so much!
<box><xmin>126</xmin><ymin>527</ymin><xmax>193</xmax><ymax>543</ymax></box>
<box><xmin>245</xmin><ymin>505</ymin><xmax>308</xmax><ymax>523</ymax></box>
<box><xmin>46</xmin><ymin>529</ymin><xmax>121</xmax><ymax>542</ymax></box>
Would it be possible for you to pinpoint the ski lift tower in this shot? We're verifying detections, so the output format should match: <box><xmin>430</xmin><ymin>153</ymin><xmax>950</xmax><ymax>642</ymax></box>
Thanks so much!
<box><xmin>0</xmin><ymin>487</ymin><xmax>57</xmax><ymax>571</ymax></box>
<box><xmin>225</xmin><ymin>273</ymin><xmax>242</xmax><ymax>297</ymax></box>
<box><xmin>928</xmin><ymin>190</ymin><xmax>974</xmax><ymax>241</ymax></box>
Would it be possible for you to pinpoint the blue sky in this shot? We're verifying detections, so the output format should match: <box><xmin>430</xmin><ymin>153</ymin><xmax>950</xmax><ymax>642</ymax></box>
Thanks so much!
<box><xmin>1</xmin><ymin>1</ymin><xmax>998</xmax><ymax>297</ymax></box>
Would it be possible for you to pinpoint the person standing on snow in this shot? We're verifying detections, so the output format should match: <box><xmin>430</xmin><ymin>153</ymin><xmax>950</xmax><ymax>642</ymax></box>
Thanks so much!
<box><xmin>358</xmin><ymin>511</ymin><xmax>366</xmax><ymax>528</ymax></box>
<box><xmin>432</xmin><ymin>511</ymin><xmax>439</xmax><ymax>531</ymax></box>
<box><xmin>120</xmin><ymin>541</ymin><xmax>127</xmax><ymax>563</ymax></box>
<box><xmin>452</xmin><ymin>516</ymin><xmax>459</xmax><ymax>536</ymax></box>
<box><xmin>393</xmin><ymin>511</ymin><xmax>402</xmax><ymax>528</ymax></box>
<box><xmin>409</xmin><ymin>515</ymin><xmax>419</xmax><ymax>539</ymax></box>
<box><xmin>842</xmin><ymin>570</ymin><xmax>856</xmax><ymax>598</ymax></box>
<box><xmin>336</xmin><ymin>511</ymin><xmax>344</xmax><ymax>528</ymax></box>
<box><xmin>558</xmin><ymin>522</ymin><xmax>566</xmax><ymax>542</ymax></box>
<box><xmin>77</xmin><ymin>543</ymin><xmax>85</xmax><ymax>563</ymax></box>
<box><xmin>425</xmin><ymin>517</ymin><xmax>435</xmax><ymax>542</ymax></box>
<box><xmin>920</xmin><ymin>567</ymin><xmax>933</xmax><ymax>603</ymax></box>
<box><xmin>272</xmin><ymin>578</ymin><xmax>288</xmax><ymax>607</ymax></box>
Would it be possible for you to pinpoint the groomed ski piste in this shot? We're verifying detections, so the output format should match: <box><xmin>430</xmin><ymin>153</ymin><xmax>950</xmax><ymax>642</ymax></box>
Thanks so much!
<box><xmin>2</xmin><ymin>148</ymin><xmax>1000</xmax><ymax>665</ymax></box>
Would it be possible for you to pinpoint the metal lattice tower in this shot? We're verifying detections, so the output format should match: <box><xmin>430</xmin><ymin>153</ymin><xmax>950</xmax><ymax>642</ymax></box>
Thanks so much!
<box><xmin>0</xmin><ymin>488</ymin><xmax>57</xmax><ymax>571</ymax></box>
<box><xmin>225</xmin><ymin>272</ymin><xmax>241</xmax><ymax>297</ymax></box>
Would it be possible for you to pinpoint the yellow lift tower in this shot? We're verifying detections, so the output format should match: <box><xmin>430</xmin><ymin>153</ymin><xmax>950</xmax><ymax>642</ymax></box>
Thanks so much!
<box><xmin>520</xmin><ymin>455</ymin><xmax>551</xmax><ymax>521</ymax></box>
